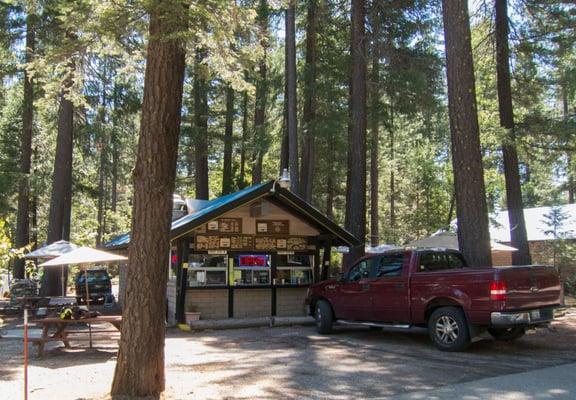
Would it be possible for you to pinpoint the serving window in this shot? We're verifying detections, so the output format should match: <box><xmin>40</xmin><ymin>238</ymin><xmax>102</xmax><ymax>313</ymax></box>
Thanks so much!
<box><xmin>276</xmin><ymin>254</ymin><xmax>313</xmax><ymax>285</ymax></box>
<box><xmin>231</xmin><ymin>254</ymin><xmax>271</xmax><ymax>285</ymax></box>
<box><xmin>187</xmin><ymin>254</ymin><xmax>227</xmax><ymax>287</ymax></box>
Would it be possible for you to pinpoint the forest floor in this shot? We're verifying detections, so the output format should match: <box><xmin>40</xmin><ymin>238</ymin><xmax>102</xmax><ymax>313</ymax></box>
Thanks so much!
<box><xmin>1</xmin><ymin>302</ymin><xmax>576</xmax><ymax>400</ymax></box>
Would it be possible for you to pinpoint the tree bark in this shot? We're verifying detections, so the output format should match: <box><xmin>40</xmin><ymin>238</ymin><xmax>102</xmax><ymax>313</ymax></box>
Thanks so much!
<box><xmin>96</xmin><ymin>77</ymin><xmax>108</xmax><ymax>247</ymax></box>
<box><xmin>193</xmin><ymin>49</ymin><xmax>209</xmax><ymax>200</ymax></box>
<box><xmin>44</xmin><ymin>57</ymin><xmax>75</xmax><ymax>296</ymax></box>
<box><xmin>110</xmin><ymin>2</ymin><xmax>186</xmax><ymax>397</ymax></box>
<box><xmin>239</xmin><ymin>91</ymin><xmax>248</xmax><ymax>189</ymax></box>
<box><xmin>300</xmin><ymin>0</ymin><xmax>317</xmax><ymax>203</ymax></box>
<box><xmin>222</xmin><ymin>85</ymin><xmax>234</xmax><ymax>194</ymax></box>
<box><xmin>280</xmin><ymin>79</ymin><xmax>289</xmax><ymax>175</ymax></box>
<box><xmin>14</xmin><ymin>12</ymin><xmax>35</xmax><ymax>278</ymax></box>
<box><xmin>345</xmin><ymin>0</ymin><xmax>367</xmax><ymax>266</ymax></box>
<box><xmin>286</xmin><ymin>0</ymin><xmax>299</xmax><ymax>194</ymax></box>
<box><xmin>252</xmin><ymin>0</ymin><xmax>268</xmax><ymax>185</ymax></box>
<box><xmin>495</xmin><ymin>0</ymin><xmax>531</xmax><ymax>265</ymax></box>
<box><xmin>442</xmin><ymin>0</ymin><xmax>492</xmax><ymax>267</ymax></box>
<box><xmin>370</xmin><ymin>53</ymin><xmax>379</xmax><ymax>247</ymax></box>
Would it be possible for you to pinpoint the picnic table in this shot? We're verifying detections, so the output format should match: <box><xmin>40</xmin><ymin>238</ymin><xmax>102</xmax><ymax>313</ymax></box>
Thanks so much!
<box><xmin>31</xmin><ymin>315</ymin><xmax>122</xmax><ymax>357</ymax></box>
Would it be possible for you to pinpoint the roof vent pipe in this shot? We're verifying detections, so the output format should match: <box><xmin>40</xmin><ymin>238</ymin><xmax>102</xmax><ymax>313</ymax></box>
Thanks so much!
<box><xmin>278</xmin><ymin>168</ymin><xmax>291</xmax><ymax>189</ymax></box>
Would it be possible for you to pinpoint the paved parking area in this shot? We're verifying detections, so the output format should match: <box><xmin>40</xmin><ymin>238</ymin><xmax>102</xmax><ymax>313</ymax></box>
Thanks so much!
<box><xmin>1</xmin><ymin>309</ymin><xmax>575</xmax><ymax>399</ymax></box>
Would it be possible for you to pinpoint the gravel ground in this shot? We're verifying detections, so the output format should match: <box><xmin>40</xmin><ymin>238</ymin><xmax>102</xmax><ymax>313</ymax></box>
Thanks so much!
<box><xmin>1</xmin><ymin>308</ymin><xmax>575</xmax><ymax>400</ymax></box>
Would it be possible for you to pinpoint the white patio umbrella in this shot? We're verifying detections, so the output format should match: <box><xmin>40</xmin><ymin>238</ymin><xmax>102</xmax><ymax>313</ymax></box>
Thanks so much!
<box><xmin>39</xmin><ymin>247</ymin><xmax>127</xmax><ymax>348</ymax></box>
<box><xmin>25</xmin><ymin>240</ymin><xmax>79</xmax><ymax>297</ymax></box>
<box><xmin>39</xmin><ymin>247</ymin><xmax>127</xmax><ymax>309</ymax></box>
<box><xmin>24</xmin><ymin>240</ymin><xmax>79</xmax><ymax>259</ymax></box>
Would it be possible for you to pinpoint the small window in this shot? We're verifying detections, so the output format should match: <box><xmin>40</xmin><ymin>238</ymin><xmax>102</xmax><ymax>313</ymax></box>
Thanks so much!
<box><xmin>347</xmin><ymin>260</ymin><xmax>371</xmax><ymax>282</ymax></box>
<box><xmin>376</xmin><ymin>254</ymin><xmax>404</xmax><ymax>278</ymax></box>
<box><xmin>419</xmin><ymin>252</ymin><xmax>467</xmax><ymax>272</ymax></box>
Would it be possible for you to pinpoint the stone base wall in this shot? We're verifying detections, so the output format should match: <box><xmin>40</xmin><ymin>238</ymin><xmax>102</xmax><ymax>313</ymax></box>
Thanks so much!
<box><xmin>185</xmin><ymin>288</ymin><xmax>229</xmax><ymax>320</ymax></box>
<box><xmin>276</xmin><ymin>288</ymin><xmax>307</xmax><ymax>317</ymax></box>
<box><xmin>233</xmin><ymin>289</ymin><xmax>272</xmax><ymax>318</ymax></box>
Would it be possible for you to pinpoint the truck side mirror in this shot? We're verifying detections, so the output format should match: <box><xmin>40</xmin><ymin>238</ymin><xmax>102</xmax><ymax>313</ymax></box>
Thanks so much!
<box><xmin>337</xmin><ymin>272</ymin><xmax>345</xmax><ymax>282</ymax></box>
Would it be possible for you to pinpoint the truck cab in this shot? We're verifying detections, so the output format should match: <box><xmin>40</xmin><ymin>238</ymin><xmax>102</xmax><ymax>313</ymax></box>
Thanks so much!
<box><xmin>306</xmin><ymin>249</ymin><xmax>563</xmax><ymax>351</ymax></box>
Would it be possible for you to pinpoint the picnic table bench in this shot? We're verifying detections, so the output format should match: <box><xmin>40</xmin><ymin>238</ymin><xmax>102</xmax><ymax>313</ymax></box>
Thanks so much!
<box><xmin>31</xmin><ymin>315</ymin><xmax>122</xmax><ymax>357</ymax></box>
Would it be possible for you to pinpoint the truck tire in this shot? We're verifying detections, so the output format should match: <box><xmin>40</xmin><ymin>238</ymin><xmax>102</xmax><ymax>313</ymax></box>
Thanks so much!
<box><xmin>315</xmin><ymin>300</ymin><xmax>333</xmax><ymax>334</ymax></box>
<box><xmin>428</xmin><ymin>307</ymin><xmax>470</xmax><ymax>352</ymax></box>
<box><xmin>488</xmin><ymin>327</ymin><xmax>525</xmax><ymax>341</ymax></box>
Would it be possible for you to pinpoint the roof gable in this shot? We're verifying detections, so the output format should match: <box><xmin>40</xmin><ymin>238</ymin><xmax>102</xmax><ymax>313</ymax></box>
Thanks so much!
<box><xmin>105</xmin><ymin>181</ymin><xmax>360</xmax><ymax>249</ymax></box>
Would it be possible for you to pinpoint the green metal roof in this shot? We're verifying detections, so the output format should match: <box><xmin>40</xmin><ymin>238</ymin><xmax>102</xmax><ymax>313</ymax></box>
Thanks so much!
<box><xmin>105</xmin><ymin>180</ymin><xmax>360</xmax><ymax>249</ymax></box>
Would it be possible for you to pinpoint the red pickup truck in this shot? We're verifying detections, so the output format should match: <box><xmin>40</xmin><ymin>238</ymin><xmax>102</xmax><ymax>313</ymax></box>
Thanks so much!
<box><xmin>305</xmin><ymin>249</ymin><xmax>563</xmax><ymax>351</ymax></box>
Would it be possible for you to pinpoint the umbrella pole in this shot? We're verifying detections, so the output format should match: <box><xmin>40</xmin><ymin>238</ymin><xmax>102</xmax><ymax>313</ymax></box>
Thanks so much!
<box><xmin>84</xmin><ymin>267</ymin><xmax>93</xmax><ymax>349</ymax></box>
<box><xmin>61</xmin><ymin>265</ymin><xmax>65</xmax><ymax>297</ymax></box>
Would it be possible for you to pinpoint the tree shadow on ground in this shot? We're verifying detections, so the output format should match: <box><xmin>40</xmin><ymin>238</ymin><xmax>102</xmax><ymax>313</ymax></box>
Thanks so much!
<box><xmin>167</xmin><ymin>312</ymin><xmax>576</xmax><ymax>399</ymax></box>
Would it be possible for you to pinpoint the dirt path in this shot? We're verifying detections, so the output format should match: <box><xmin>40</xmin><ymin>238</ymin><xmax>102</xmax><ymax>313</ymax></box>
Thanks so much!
<box><xmin>1</xmin><ymin>310</ymin><xmax>575</xmax><ymax>400</ymax></box>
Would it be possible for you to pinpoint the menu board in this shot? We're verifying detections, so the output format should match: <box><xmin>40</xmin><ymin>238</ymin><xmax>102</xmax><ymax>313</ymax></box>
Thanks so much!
<box><xmin>255</xmin><ymin>220</ymin><xmax>290</xmax><ymax>234</ymax></box>
<box><xmin>286</xmin><ymin>237</ymin><xmax>308</xmax><ymax>251</ymax></box>
<box><xmin>230</xmin><ymin>235</ymin><xmax>253</xmax><ymax>250</ymax></box>
<box><xmin>218</xmin><ymin>218</ymin><xmax>242</xmax><ymax>233</ymax></box>
<box><xmin>195</xmin><ymin>234</ymin><xmax>307</xmax><ymax>251</ymax></box>
<box><xmin>254</xmin><ymin>236</ymin><xmax>278</xmax><ymax>250</ymax></box>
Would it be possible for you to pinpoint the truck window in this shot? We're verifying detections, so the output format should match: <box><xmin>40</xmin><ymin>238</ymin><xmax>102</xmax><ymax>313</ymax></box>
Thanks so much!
<box><xmin>347</xmin><ymin>260</ymin><xmax>371</xmax><ymax>282</ymax></box>
<box><xmin>376</xmin><ymin>254</ymin><xmax>404</xmax><ymax>278</ymax></box>
<box><xmin>418</xmin><ymin>252</ymin><xmax>467</xmax><ymax>272</ymax></box>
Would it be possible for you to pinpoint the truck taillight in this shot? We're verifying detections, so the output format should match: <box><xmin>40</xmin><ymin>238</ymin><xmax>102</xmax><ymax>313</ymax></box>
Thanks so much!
<box><xmin>490</xmin><ymin>281</ymin><xmax>507</xmax><ymax>301</ymax></box>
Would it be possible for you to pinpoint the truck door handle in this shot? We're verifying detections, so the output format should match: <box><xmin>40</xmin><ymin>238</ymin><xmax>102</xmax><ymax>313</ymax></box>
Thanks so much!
<box><xmin>362</xmin><ymin>283</ymin><xmax>370</xmax><ymax>291</ymax></box>
<box><xmin>395</xmin><ymin>283</ymin><xmax>405</xmax><ymax>289</ymax></box>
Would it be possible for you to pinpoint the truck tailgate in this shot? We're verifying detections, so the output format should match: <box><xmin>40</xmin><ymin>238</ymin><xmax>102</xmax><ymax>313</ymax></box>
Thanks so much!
<box><xmin>496</xmin><ymin>265</ymin><xmax>562</xmax><ymax>310</ymax></box>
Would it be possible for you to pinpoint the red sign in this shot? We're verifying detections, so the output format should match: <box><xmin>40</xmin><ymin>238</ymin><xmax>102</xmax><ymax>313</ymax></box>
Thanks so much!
<box><xmin>239</xmin><ymin>255</ymin><xmax>268</xmax><ymax>267</ymax></box>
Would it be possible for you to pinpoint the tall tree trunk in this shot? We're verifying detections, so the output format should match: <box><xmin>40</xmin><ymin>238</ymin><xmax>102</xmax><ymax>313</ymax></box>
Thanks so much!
<box><xmin>239</xmin><ymin>91</ymin><xmax>248</xmax><ymax>188</ymax></box>
<box><xmin>222</xmin><ymin>85</ymin><xmax>234</xmax><ymax>194</ymax></box>
<box><xmin>193</xmin><ymin>49</ymin><xmax>209</xmax><ymax>199</ymax></box>
<box><xmin>370</xmin><ymin>54</ymin><xmax>379</xmax><ymax>247</ymax></box>
<box><xmin>252</xmin><ymin>0</ymin><xmax>268</xmax><ymax>185</ymax></box>
<box><xmin>44</xmin><ymin>59</ymin><xmax>75</xmax><ymax>296</ymax></box>
<box><xmin>96</xmin><ymin>134</ymin><xmax>107</xmax><ymax>247</ymax></box>
<box><xmin>495</xmin><ymin>0</ymin><xmax>531</xmax><ymax>265</ymax></box>
<box><xmin>442</xmin><ymin>0</ymin><xmax>492</xmax><ymax>267</ymax></box>
<box><xmin>345</xmin><ymin>0</ymin><xmax>367</xmax><ymax>266</ymax></box>
<box><xmin>300</xmin><ymin>0</ymin><xmax>317</xmax><ymax>203</ymax></box>
<box><xmin>111</xmin><ymin>84</ymin><xmax>119</xmax><ymax>213</ymax></box>
<box><xmin>110</xmin><ymin>3</ymin><xmax>186</xmax><ymax>397</ymax></box>
<box><xmin>111</xmin><ymin>129</ymin><xmax>118</xmax><ymax>212</ymax></box>
<box><xmin>389</xmin><ymin>121</ymin><xmax>395</xmax><ymax>239</ymax></box>
<box><xmin>280</xmin><ymin>80</ymin><xmax>289</xmax><ymax>175</ymax></box>
<box><xmin>14</xmin><ymin>12</ymin><xmax>35</xmax><ymax>278</ymax></box>
<box><xmin>286</xmin><ymin>0</ymin><xmax>299</xmax><ymax>194</ymax></box>
<box><xmin>96</xmin><ymin>74</ymin><xmax>108</xmax><ymax>247</ymax></box>
<box><xmin>562</xmin><ymin>87</ymin><xmax>574</xmax><ymax>203</ymax></box>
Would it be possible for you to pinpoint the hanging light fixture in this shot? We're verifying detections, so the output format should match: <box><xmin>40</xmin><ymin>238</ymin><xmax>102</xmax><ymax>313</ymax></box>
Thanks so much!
<box><xmin>278</xmin><ymin>168</ymin><xmax>291</xmax><ymax>189</ymax></box>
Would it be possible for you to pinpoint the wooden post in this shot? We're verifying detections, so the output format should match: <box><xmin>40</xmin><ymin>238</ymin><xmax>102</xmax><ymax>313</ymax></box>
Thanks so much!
<box><xmin>321</xmin><ymin>239</ymin><xmax>332</xmax><ymax>281</ymax></box>
<box><xmin>176</xmin><ymin>238</ymin><xmax>189</xmax><ymax>324</ymax></box>
<box><xmin>271</xmin><ymin>252</ymin><xmax>277</xmax><ymax>317</ymax></box>
<box><xmin>24</xmin><ymin>308</ymin><xmax>28</xmax><ymax>400</ymax></box>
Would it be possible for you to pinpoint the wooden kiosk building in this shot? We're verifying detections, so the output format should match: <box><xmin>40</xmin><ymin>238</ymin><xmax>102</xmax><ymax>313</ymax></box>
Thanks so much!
<box><xmin>106</xmin><ymin>181</ymin><xmax>359</xmax><ymax>324</ymax></box>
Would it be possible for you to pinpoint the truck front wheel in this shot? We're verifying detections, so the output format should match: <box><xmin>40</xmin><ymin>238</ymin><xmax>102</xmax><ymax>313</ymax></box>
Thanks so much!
<box><xmin>428</xmin><ymin>307</ymin><xmax>471</xmax><ymax>352</ymax></box>
<box><xmin>315</xmin><ymin>300</ymin><xmax>333</xmax><ymax>334</ymax></box>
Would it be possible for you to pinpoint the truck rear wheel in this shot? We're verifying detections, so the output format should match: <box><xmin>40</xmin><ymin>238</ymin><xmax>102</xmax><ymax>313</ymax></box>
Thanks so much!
<box><xmin>488</xmin><ymin>327</ymin><xmax>525</xmax><ymax>341</ymax></box>
<box><xmin>428</xmin><ymin>307</ymin><xmax>470</xmax><ymax>352</ymax></box>
<box><xmin>315</xmin><ymin>300</ymin><xmax>333</xmax><ymax>334</ymax></box>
